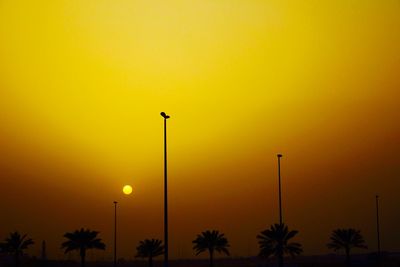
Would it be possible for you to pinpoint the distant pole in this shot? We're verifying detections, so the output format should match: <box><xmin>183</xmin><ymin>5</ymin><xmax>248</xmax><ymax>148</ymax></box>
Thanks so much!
<box><xmin>376</xmin><ymin>195</ymin><xmax>381</xmax><ymax>264</ymax></box>
<box><xmin>114</xmin><ymin>201</ymin><xmax>118</xmax><ymax>267</ymax></box>
<box><xmin>161</xmin><ymin>112</ymin><xmax>170</xmax><ymax>267</ymax></box>
<box><xmin>277</xmin><ymin>154</ymin><xmax>283</xmax><ymax>225</ymax></box>
<box><xmin>41</xmin><ymin>240</ymin><xmax>47</xmax><ymax>261</ymax></box>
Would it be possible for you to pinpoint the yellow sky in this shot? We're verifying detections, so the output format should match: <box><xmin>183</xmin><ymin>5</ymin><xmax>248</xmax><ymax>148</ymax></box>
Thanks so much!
<box><xmin>0</xmin><ymin>0</ymin><xmax>399</xmax><ymax>260</ymax></box>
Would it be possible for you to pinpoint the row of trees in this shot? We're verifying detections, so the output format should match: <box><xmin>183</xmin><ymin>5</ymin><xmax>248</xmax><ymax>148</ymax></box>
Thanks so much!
<box><xmin>0</xmin><ymin>225</ymin><xmax>367</xmax><ymax>267</ymax></box>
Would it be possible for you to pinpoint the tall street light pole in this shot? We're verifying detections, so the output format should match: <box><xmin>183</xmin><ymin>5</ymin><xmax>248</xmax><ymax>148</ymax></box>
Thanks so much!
<box><xmin>376</xmin><ymin>195</ymin><xmax>381</xmax><ymax>265</ymax></box>
<box><xmin>161</xmin><ymin>112</ymin><xmax>170</xmax><ymax>267</ymax></box>
<box><xmin>113</xmin><ymin>201</ymin><xmax>118</xmax><ymax>267</ymax></box>
<box><xmin>277</xmin><ymin>154</ymin><xmax>283</xmax><ymax>225</ymax></box>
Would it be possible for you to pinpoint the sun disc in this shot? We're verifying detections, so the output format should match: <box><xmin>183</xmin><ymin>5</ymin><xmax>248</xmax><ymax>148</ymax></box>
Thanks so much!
<box><xmin>123</xmin><ymin>185</ymin><xmax>133</xmax><ymax>195</ymax></box>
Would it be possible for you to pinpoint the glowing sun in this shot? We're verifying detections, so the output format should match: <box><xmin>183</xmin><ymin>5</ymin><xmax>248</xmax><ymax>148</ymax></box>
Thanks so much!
<box><xmin>123</xmin><ymin>185</ymin><xmax>133</xmax><ymax>195</ymax></box>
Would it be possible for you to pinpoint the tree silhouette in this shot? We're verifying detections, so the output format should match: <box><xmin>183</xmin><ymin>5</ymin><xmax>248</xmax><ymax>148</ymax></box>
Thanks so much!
<box><xmin>257</xmin><ymin>223</ymin><xmax>302</xmax><ymax>267</ymax></box>
<box><xmin>1</xmin><ymin>231</ymin><xmax>34</xmax><ymax>267</ymax></box>
<box><xmin>135</xmin><ymin>239</ymin><xmax>164</xmax><ymax>267</ymax></box>
<box><xmin>327</xmin><ymin>228</ymin><xmax>367</xmax><ymax>267</ymax></box>
<box><xmin>192</xmin><ymin>230</ymin><xmax>230</xmax><ymax>267</ymax></box>
<box><xmin>61</xmin><ymin>228</ymin><xmax>105</xmax><ymax>267</ymax></box>
<box><xmin>0</xmin><ymin>241</ymin><xmax>7</xmax><ymax>253</ymax></box>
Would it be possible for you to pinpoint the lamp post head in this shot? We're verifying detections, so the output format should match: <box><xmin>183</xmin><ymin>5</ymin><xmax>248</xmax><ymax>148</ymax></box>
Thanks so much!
<box><xmin>160</xmin><ymin>112</ymin><xmax>170</xmax><ymax>119</ymax></box>
<box><xmin>114</xmin><ymin>201</ymin><xmax>118</xmax><ymax>204</ymax></box>
<box><xmin>277</xmin><ymin>154</ymin><xmax>283</xmax><ymax>158</ymax></box>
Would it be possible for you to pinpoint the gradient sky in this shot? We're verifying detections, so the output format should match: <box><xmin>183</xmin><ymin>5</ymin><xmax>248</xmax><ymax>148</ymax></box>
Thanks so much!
<box><xmin>0</xmin><ymin>0</ymin><xmax>399</xmax><ymax>261</ymax></box>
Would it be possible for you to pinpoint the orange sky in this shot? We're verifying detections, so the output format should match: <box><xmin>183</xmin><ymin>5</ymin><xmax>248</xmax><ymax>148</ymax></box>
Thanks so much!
<box><xmin>0</xmin><ymin>0</ymin><xmax>399</xmax><ymax>261</ymax></box>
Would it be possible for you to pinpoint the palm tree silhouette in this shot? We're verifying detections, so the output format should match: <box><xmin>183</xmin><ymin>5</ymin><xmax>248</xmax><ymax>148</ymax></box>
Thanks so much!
<box><xmin>61</xmin><ymin>228</ymin><xmax>106</xmax><ymax>267</ymax></box>
<box><xmin>327</xmin><ymin>228</ymin><xmax>367</xmax><ymax>267</ymax></box>
<box><xmin>257</xmin><ymin>223</ymin><xmax>302</xmax><ymax>267</ymax></box>
<box><xmin>192</xmin><ymin>230</ymin><xmax>230</xmax><ymax>267</ymax></box>
<box><xmin>1</xmin><ymin>231</ymin><xmax>34</xmax><ymax>267</ymax></box>
<box><xmin>135</xmin><ymin>239</ymin><xmax>164</xmax><ymax>267</ymax></box>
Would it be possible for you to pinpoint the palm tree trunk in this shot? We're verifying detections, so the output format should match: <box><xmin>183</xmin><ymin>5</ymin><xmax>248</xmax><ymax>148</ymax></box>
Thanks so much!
<box><xmin>14</xmin><ymin>252</ymin><xmax>19</xmax><ymax>267</ymax></box>
<box><xmin>149</xmin><ymin>256</ymin><xmax>153</xmax><ymax>267</ymax></box>
<box><xmin>80</xmin><ymin>248</ymin><xmax>86</xmax><ymax>267</ymax></box>
<box><xmin>209</xmin><ymin>249</ymin><xmax>214</xmax><ymax>267</ymax></box>
<box><xmin>278</xmin><ymin>253</ymin><xmax>283</xmax><ymax>267</ymax></box>
<box><xmin>278</xmin><ymin>242</ymin><xmax>283</xmax><ymax>267</ymax></box>
<box><xmin>345</xmin><ymin>247</ymin><xmax>350</xmax><ymax>267</ymax></box>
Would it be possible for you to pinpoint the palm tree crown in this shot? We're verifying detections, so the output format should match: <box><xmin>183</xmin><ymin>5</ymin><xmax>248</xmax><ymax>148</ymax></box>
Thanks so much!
<box><xmin>136</xmin><ymin>239</ymin><xmax>164</xmax><ymax>258</ymax></box>
<box><xmin>3</xmin><ymin>232</ymin><xmax>34</xmax><ymax>254</ymax></box>
<box><xmin>327</xmin><ymin>228</ymin><xmax>367</xmax><ymax>251</ymax></box>
<box><xmin>192</xmin><ymin>230</ymin><xmax>230</xmax><ymax>256</ymax></box>
<box><xmin>1</xmin><ymin>232</ymin><xmax>34</xmax><ymax>267</ymax></box>
<box><xmin>257</xmin><ymin>223</ymin><xmax>303</xmax><ymax>258</ymax></box>
<box><xmin>192</xmin><ymin>230</ymin><xmax>230</xmax><ymax>267</ymax></box>
<box><xmin>327</xmin><ymin>228</ymin><xmax>367</xmax><ymax>267</ymax></box>
<box><xmin>61</xmin><ymin>228</ymin><xmax>105</xmax><ymax>267</ymax></box>
<box><xmin>136</xmin><ymin>239</ymin><xmax>164</xmax><ymax>267</ymax></box>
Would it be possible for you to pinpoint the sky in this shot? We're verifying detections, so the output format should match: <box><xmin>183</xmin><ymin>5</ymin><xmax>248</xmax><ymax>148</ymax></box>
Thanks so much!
<box><xmin>0</xmin><ymin>0</ymin><xmax>399</xmax><ymax>261</ymax></box>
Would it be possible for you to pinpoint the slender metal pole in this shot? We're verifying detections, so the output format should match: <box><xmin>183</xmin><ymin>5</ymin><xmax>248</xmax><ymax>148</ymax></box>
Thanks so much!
<box><xmin>113</xmin><ymin>201</ymin><xmax>118</xmax><ymax>267</ymax></box>
<box><xmin>41</xmin><ymin>240</ymin><xmax>47</xmax><ymax>261</ymax></box>
<box><xmin>164</xmin><ymin>118</ymin><xmax>168</xmax><ymax>267</ymax></box>
<box><xmin>376</xmin><ymin>195</ymin><xmax>381</xmax><ymax>264</ymax></box>
<box><xmin>161</xmin><ymin>112</ymin><xmax>170</xmax><ymax>267</ymax></box>
<box><xmin>277</xmin><ymin>154</ymin><xmax>283</xmax><ymax>225</ymax></box>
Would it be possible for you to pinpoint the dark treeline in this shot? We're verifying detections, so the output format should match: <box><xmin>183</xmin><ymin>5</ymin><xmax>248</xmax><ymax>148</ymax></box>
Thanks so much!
<box><xmin>0</xmin><ymin>225</ymin><xmax>388</xmax><ymax>267</ymax></box>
